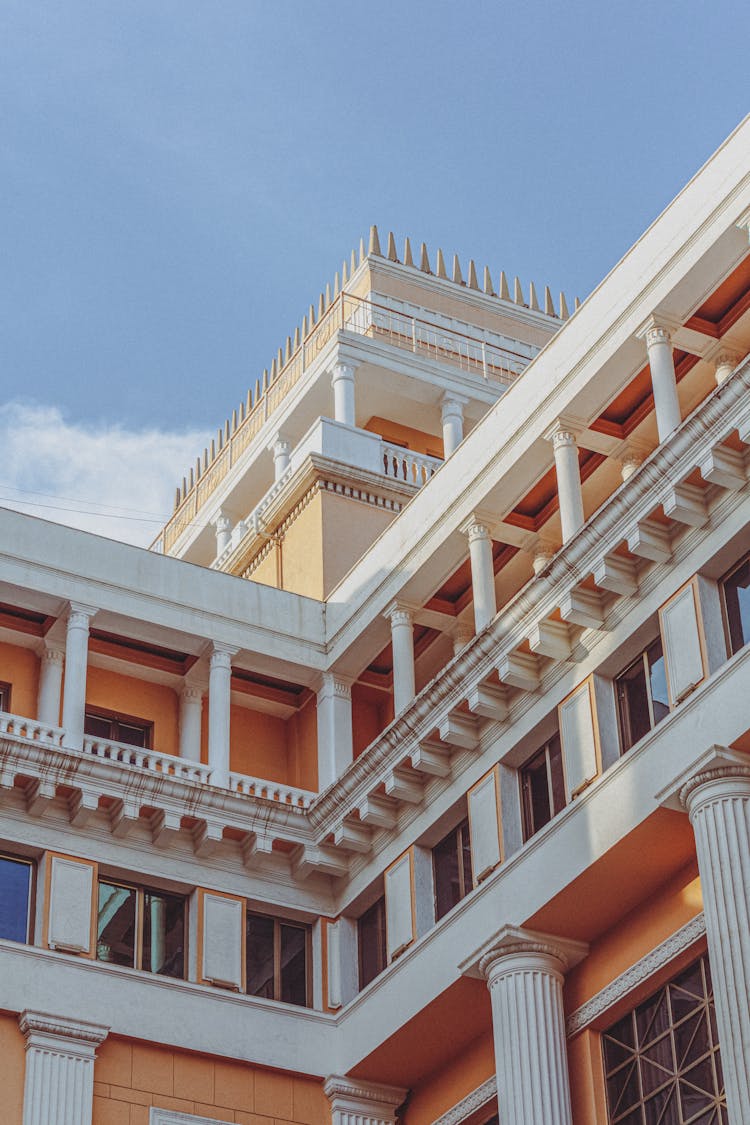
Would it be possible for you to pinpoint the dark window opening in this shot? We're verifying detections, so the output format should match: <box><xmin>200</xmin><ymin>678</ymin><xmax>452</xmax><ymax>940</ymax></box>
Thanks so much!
<box><xmin>246</xmin><ymin>911</ymin><xmax>310</xmax><ymax>1008</ymax></box>
<box><xmin>520</xmin><ymin>732</ymin><xmax>565</xmax><ymax>840</ymax></box>
<box><xmin>433</xmin><ymin>818</ymin><xmax>473</xmax><ymax>920</ymax></box>
<box><xmin>96</xmin><ymin>880</ymin><xmax>185</xmax><ymax>978</ymax></box>
<box><xmin>722</xmin><ymin>554</ymin><xmax>750</xmax><ymax>656</ymax></box>
<box><xmin>616</xmin><ymin>638</ymin><xmax>669</xmax><ymax>754</ymax></box>
<box><xmin>0</xmin><ymin>854</ymin><xmax>32</xmax><ymax>943</ymax></box>
<box><xmin>358</xmin><ymin>896</ymin><xmax>387</xmax><ymax>989</ymax></box>
<box><xmin>84</xmin><ymin>709</ymin><xmax>153</xmax><ymax>749</ymax></box>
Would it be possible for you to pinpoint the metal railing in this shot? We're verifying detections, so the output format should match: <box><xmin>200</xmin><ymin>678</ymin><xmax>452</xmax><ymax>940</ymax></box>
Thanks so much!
<box><xmin>156</xmin><ymin>290</ymin><xmax>531</xmax><ymax>553</ymax></box>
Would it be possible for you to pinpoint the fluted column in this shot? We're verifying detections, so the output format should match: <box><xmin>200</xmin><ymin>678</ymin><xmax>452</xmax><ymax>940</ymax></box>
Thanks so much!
<box><xmin>643</xmin><ymin>319</ymin><xmax>681</xmax><ymax>440</ymax></box>
<box><xmin>19</xmin><ymin>1010</ymin><xmax>108</xmax><ymax>1125</ymax></box>
<box><xmin>37</xmin><ymin>646</ymin><xmax>65</xmax><ymax>727</ymax></box>
<box><xmin>61</xmin><ymin>603</ymin><xmax>97</xmax><ymax>751</ymax></box>
<box><xmin>679</xmin><ymin>765</ymin><xmax>750</xmax><ymax>1118</ymax></box>
<box><xmin>208</xmin><ymin>643</ymin><xmax>237</xmax><ymax>787</ymax></box>
<box><xmin>178</xmin><ymin>684</ymin><xmax>203</xmax><ymax>761</ymax></box>
<box><xmin>386</xmin><ymin>604</ymin><xmax>416</xmax><ymax>715</ymax></box>
<box><xmin>316</xmin><ymin>673</ymin><xmax>354</xmax><ymax>790</ymax></box>
<box><xmin>478</xmin><ymin>928</ymin><xmax>586</xmax><ymax>1125</ymax></box>
<box><xmin>547</xmin><ymin>423</ymin><xmax>584</xmax><ymax>542</ymax></box>
<box><xmin>467</xmin><ymin>518</ymin><xmax>496</xmax><ymax>631</ymax></box>
<box><xmin>331</xmin><ymin>362</ymin><xmax>356</xmax><ymax>427</ymax></box>
<box><xmin>324</xmin><ymin>1075</ymin><xmax>407</xmax><ymax>1125</ymax></box>
<box><xmin>441</xmin><ymin>392</ymin><xmax>468</xmax><ymax>456</ymax></box>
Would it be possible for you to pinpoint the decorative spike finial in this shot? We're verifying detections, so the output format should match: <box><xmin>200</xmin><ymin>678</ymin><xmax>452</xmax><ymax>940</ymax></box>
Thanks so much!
<box><xmin>351</xmin><ymin>249</ymin><xmax>358</xmax><ymax>275</ymax></box>
<box><xmin>318</xmin><ymin>293</ymin><xmax>325</xmax><ymax>318</ymax></box>
<box><xmin>359</xmin><ymin>238</ymin><xmax>366</xmax><ymax>264</ymax></box>
<box><xmin>285</xmin><ymin>337</ymin><xmax>291</xmax><ymax>362</ymax></box>
<box><xmin>403</xmin><ymin>237</ymin><xmax>414</xmax><ymax>267</ymax></box>
<box><xmin>308</xmin><ymin>303</ymin><xmax>316</xmax><ymax>327</ymax></box>
<box><xmin>246</xmin><ymin>389</ymin><xmax>252</xmax><ymax>413</ymax></box>
<box><xmin>483</xmin><ymin>265</ymin><xmax>494</xmax><ymax>295</ymax></box>
<box><xmin>301</xmin><ymin>314</ymin><xmax>308</xmax><ymax>337</ymax></box>
<box><xmin>189</xmin><ymin>466</ymin><xmax>194</xmax><ymax>489</ymax></box>
<box><xmin>255</xmin><ymin>377</ymin><xmax>261</xmax><ymax>400</ymax></box>
<box><xmin>386</xmin><ymin>231</ymin><xmax>398</xmax><ymax>261</ymax></box>
<box><xmin>467</xmin><ymin>260</ymin><xmax>479</xmax><ymax>290</ymax></box>
<box><xmin>262</xmin><ymin>368</ymin><xmax>269</xmax><ymax>392</ymax></box>
<box><xmin>203</xmin><ymin>448</ymin><xmax>209</xmax><ymax>471</ymax></box>
<box><xmin>368</xmin><ymin>225</ymin><xmax>382</xmax><ymax>256</ymax></box>
<box><xmin>231</xmin><ymin>410</ymin><xmax>237</xmax><ymax>432</ymax></box>
<box><xmin>543</xmin><ymin>286</ymin><xmax>555</xmax><ymax>316</ymax></box>
<box><xmin>419</xmin><ymin>242</ymin><xmax>431</xmax><ymax>273</ymax></box>
<box><xmin>277</xmin><ymin>347</ymin><xmax>284</xmax><ymax>370</ymax></box>
<box><xmin>436</xmin><ymin>248</ymin><xmax>448</xmax><ymax>279</ymax></box>
<box><xmin>528</xmin><ymin>281</ymin><xmax>540</xmax><ymax>311</ymax></box>
<box><xmin>293</xmin><ymin>326</ymin><xmax>300</xmax><ymax>349</ymax></box>
<box><xmin>559</xmin><ymin>292</ymin><xmax>569</xmax><ymax>319</ymax></box>
<box><xmin>181</xmin><ymin>477</ymin><xmax>187</xmax><ymax>499</ymax></box>
<box><xmin>513</xmin><ymin>276</ymin><xmax>525</xmax><ymax>305</ymax></box>
<box><xmin>341</xmin><ymin>259</ymin><xmax>348</xmax><ymax>285</ymax></box>
<box><xmin>333</xmin><ymin>272</ymin><xmax>340</xmax><ymax>298</ymax></box>
<box><xmin>574</xmin><ymin>296</ymin><xmax>582</xmax><ymax>310</ymax></box>
<box><xmin>174</xmin><ymin>487</ymin><xmax>181</xmax><ymax>511</ymax></box>
<box><xmin>499</xmin><ymin>271</ymin><xmax>511</xmax><ymax>300</ymax></box>
<box><xmin>195</xmin><ymin>457</ymin><xmax>201</xmax><ymax>478</ymax></box>
<box><xmin>451</xmin><ymin>253</ymin><xmax>462</xmax><ymax>284</ymax></box>
<box><xmin>210</xmin><ymin>439</ymin><xmax>216</xmax><ymax>459</ymax></box>
<box><xmin>325</xmin><ymin>283</ymin><xmax>331</xmax><ymax>309</ymax></box>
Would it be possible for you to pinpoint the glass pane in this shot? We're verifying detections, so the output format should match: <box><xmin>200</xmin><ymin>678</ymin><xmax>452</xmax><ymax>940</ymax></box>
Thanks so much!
<box><xmin>142</xmin><ymin>891</ymin><xmax>184</xmax><ymax>978</ymax></box>
<box><xmin>246</xmin><ymin>913</ymin><xmax>275</xmax><ymax>998</ymax></box>
<box><xmin>548</xmin><ymin>733</ymin><xmax>566</xmax><ymax>814</ymax></box>
<box><xmin>84</xmin><ymin>714</ymin><xmax>115</xmax><ymax>740</ymax></box>
<box><xmin>280</xmin><ymin>923</ymin><xmax>307</xmax><ymax>1006</ymax></box>
<box><xmin>433</xmin><ymin>829</ymin><xmax>461</xmax><ymax>920</ymax></box>
<box><xmin>646</xmin><ymin>639</ymin><xmax>669</xmax><ymax>726</ymax></box>
<box><xmin>461</xmin><ymin>822</ymin><xmax>473</xmax><ymax>897</ymax></box>
<box><xmin>617</xmin><ymin>656</ymin><xmax>651</xmax><ymax>751</ymax></box>
<box><xmin>723</xmin><ymin>557</ymin><xmax>750</xmax><ymax>655</ymax></box>
<box><xmin>0</xmin><ymin>857</ymin><xmax>31</xmax><ymax>942</ymax></box>
<box><xmin>117</xmin><ymin>722</ymin><xmax>149</xmax><ymax>748</ymax></box>
<box><xmin>97</xmin><ymin>882</ymin><xmax>136</xmax><ymax>966</ymax></box>
<box><xmin>358</xmin><ymin>897</ymin><xmax>386</xmax><ymax>989</ymax></box>
<box><xmin>521</xmin><ymin>748</ymin><xmax>551</xmax><ymax>838</ymax></box>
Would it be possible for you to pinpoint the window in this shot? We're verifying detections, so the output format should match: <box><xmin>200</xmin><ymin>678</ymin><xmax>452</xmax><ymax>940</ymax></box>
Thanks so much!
<box><xmin>84</xmin><ymin>709</ymin><xmax>152</xmax><ymax>748</ymax></box>
<box><xmin>0</xmin><ymin>681</ymin><xmax>11</xmax><ymax>713</ymax></box>
<box><xmin>721</xmin><ymin>554</ymin><xmax>750</xmax><ymax>656</ymax></box>
<box><xmin>616</xmin><ymin>638</ymin><xmax>669</xmax><ymax>753</ymax></box>
<box><xmin>433</xmin><ymin>818</ymin><xmax>473</xmax><ymax>920</ymax></box>
<box><xmin>0</xmin><ymin>854</ymin><xmax>32</xmax><ymax>942</ymax></box>
<box><xmin>520</xmin><ymin>732</ymin><xmax>566</xmax><ymax>840</ymax></box>
<box><xmin>96</xmin><ymin>880</ymin><xmax>185</xmax><ymax>978</ymax></box>
<box><xmin>358</xmin><ymin>896</ymin><xmax>386</xmax><ymax>989</ymax></box>
<box><xmin>602</xmin><ymin>955</ymin><xmax>726</xmax><ymax>1123</ymax></box>
<box><xmin>246</xmin><ymin>912</ymin><xmax>310</xmax><ymax>1007</ymax></box>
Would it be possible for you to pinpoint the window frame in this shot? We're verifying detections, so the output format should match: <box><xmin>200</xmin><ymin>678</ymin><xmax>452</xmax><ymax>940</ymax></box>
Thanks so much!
<box><xmin>96</xmin><ymin>877</ymin><xmax>186</xmax><ymax>978</ymax></box>
<box><xmin>520</xmin><ymin>732</ymin><xmax>565</xmax><ymax>841</ymax></box>
<box><xmin>245</xmin><ymin>909</ymin><xmax>312</xmax><ymax>1008</ymax></box>
<box><xmin>614</xmin><ymin>636</ymin><xmax>668</xmax><ymax>754</ymax></box>
<box><xmin>357</xmin><ymin>895</ymin><xmax>387</xmax><ymax>991</ymax></box>
<box><xmin>432</xmin><ymin>817</ymin><xmax>473</xmax><ymax>921</ymax></box>
<box><xmin>720</xmin><ymin>550</ymin><xmax>750</xmax><ymax>657</ymax></box>
<box><xmin>0</xmin><ymin>680</ymin><xmax>12</xmax><ymax>714</ymax></box>
<box><xmin>0</xmin><ymin>851</ymin><xmax>34</xmax><ymax>944</ymax></box>
<box><xmin>84</xmin><ymin>706</ymin><xmax>153</xmax><ymax>749</ymax></box>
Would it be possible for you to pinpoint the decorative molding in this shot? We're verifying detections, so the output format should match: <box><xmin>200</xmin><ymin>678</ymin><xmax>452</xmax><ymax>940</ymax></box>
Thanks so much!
<box><xmin>324</xmin><ymin>1074</ymin><xmax>408</xmax><ymax>1111</ymax></box>
<box><xmin>565</xmin><ymin>913</ymin><xmax>707</xmax><ymax>1037</ymax></box>
<box><xmin>431</xmin><ymin>1076</ymin><xmax>497</xmax><ymax>1125</ymax></box>
<box><xmin>150</xmin><ymin>1110</ymin><xmax>234</xmax><ymax>1125</ymax></box>
<box><xmin>19</xmin><ymin>1010</ymin><xmax>109</xmax><ymax>1051</ymax></box>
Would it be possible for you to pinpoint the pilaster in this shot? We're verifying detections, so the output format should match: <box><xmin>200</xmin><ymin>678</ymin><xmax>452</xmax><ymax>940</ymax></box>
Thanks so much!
<box><xmin>19</xmin><ymin>1010</ymin><xmax>109</xmax><ymax>1125</ymax></box>
<box><xmin>324</xmin><ymin>1075</ymin><xmax>408</xmax><ymax>1125</ymax></box>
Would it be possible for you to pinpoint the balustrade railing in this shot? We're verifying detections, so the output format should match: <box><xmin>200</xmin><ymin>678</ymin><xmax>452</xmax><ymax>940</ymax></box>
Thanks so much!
<box><xmin>83</xmin><ymin>736</ymin><xmax>214</xmax><ymax>784</ymax></box>
<box><xmin>229</xmin><ymin>771</ymin><xmax>315</xmax><ymax>809</ymax></box>
<box><xmin>157</xmin><ymin>289</ymin><xmax>532</xmax><ymax>553</ymax></box>
<box><xmin>381</xmin><ymin>443</ymin><xmax>442</xmax><ymax>486</ymax></box>
<box><xmin>0</xmin><ymin>712</ymin><xmax>65</xmax><ymax>746</ymax></box>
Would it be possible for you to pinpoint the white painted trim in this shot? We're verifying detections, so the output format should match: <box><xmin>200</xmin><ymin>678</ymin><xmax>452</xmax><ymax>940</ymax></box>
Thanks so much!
<box><xmin>150</xmin><ymin>1111</ymin><xmax>233</xmax><ymax>1125</ymax></box>
<box><xmin>431</xmin><ymin>1076</ymin><xmax>497</xmax><ymax>1125</ymax></box>
<box><xmin>565</xmin><ymin>913</ymin><xmax>707</xmax><ymax>1037</ymax></box>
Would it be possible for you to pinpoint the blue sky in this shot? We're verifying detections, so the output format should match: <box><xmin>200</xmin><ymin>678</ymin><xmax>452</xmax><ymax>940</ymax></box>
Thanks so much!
<box><xmin>0</xmin><ymin>1</ymin><xmax>747</xmax><ymax>542</ymax></box>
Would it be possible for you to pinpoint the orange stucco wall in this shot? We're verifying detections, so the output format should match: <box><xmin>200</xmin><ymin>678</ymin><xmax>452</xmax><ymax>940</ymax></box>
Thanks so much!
<box><xmin>405</xmin><ymin>1031</ymin><xmax>495</xmax><ymax>1125</ymax></box>
<box><xmin>85</xmin><ymin>666</ymin><xmax>180</xmax><ymax>757</ymax></box>
<box><xmin>319</xmin><ymin>492</ymin><xmax>395</xmax><ymax>598</ymax></box>
<box><xmin>93</xmin><ymin>1037</ymin><xmax>328</xmax><ymax>1125</ymax></box>
<box><xmin>364</xmin><ymin>417</ymin><xmax>444</xmax><ymax>459</ymax></box>
<box><xmin>352</xmin><ymin>685</ymin><xmax>392</xmax><ymax>758</ymax></box>
<box><xmin>0</xmin><ymin>1012</ymin><xmax>25</xmax><ymax>1124</ymax></box>
<box><xmin>287</xmin><ymin>695</ymin><xmax>318</xmax><ymax>790</ymax></box>
<box><xmin>0</xmin><ymin>641</ymin><xmax>40</xmax><ymax>720</ymax></box>
<box><xmin>281</xmin><ymin>493</ymin><xmax>325</xmax><ymax>600</ymax></box>
<box><xmin>230</xmin><ymin>705</ymin><xmax>289</xmax><ymax>784</ymax></box>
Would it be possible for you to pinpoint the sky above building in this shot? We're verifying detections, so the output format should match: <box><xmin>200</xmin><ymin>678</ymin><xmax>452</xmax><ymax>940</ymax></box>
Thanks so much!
<box><xmin>0</xmin><ymin>1</ymin><xmax>747</xmax><ymax>544</ymax></box>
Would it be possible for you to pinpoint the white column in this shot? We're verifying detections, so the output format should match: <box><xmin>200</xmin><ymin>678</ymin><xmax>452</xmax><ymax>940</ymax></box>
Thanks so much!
<box><xmin>270</xmin><ymin>435</ymin><xmax>292</xmax><ymax>480</ymax></box>
<box><xmin>208</xmin><ymin>643</ymin><xmax>236</xmax><ymax>787</ymax></box>
<box><xmin>714</xmin><ymin>349</ymin><xmax>739</xmax><ymax>386</ymax></box>
<box><xmin>644</xmin><ymin>320</ymin><xmax>681</xmax><ymax>440</ymax></box>
<box><xmin>213</xmin><ymin>511</ymin><xmax>232</xmax><ymax>557</ymax></box>
<box><xmin>316</xmin><ymin>673</ymin><xmax>354</xmax><ymax>791</ymax></box>
<box><xmin>324</xmin><ymin>1075</ymin><xmax>407</xmax><ymax>1125</ymax></box>
<box><xmin>19</xmin><ymin>1010</ymin><xmax>108</xmax><ymax>1125</ymax></box>
<box><xmin>37</xmin><ymin>646</ymin><xmax>64</xmax><ymax>727</ymax></box>
<box><xmin>386</xmin><ymin>605</ymin><xmax>416</xmax><ymax>715</ymax></box>
<box><xmin>452</xmin><ymin>620</ymin><xmax>473</xmax><ymax>656</ymax></box>
<box><xmin>178</xmin><ymin>684</ymin><xmax>203</xmax><ymax>761</ymax></box>
<box><xmin>680</xmin><ymin>765</ymin><xmax>750</xmax><ymax>1118</ymax></box>
<box><xmin>61</xmin><ymin>603</ymin><xmax>96</xmax><ymax>751</ymax></box>
<box><xmin>531</xmin><ymin>538</ymin><xmax>556</xmax><ymax>575</ymax></box>
<box><xmin>548</xmin><ymin>424</ymin><xmax>585</xmax><ymax>542</ymax></box>
<box><xmin>467</xmin><ymin>519</ymin><xmax>497</xmax><ymax>632</ymax></box>
<box><xmin>441</xmin><ymin>392</ymin><xmax>467</xmax><ymax>456</ymax></box>
<box><xmin>331</xmin><ymin>362</ymin><xmax>356</xmax><ymax>427</ymax></box>
<box><xmin>479</xmin><ymin>929</ymin><xmax>583</xmax><ymax>1125</ymax></box>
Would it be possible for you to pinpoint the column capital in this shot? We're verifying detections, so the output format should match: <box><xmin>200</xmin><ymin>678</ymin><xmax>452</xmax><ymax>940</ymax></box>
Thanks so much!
<box><xmin>209</xmin><ymin>642</ymin><xmax>239</xmax><ymax>670</ymax></box>
<box><xmin>210</xmin><ymin>508</ymin><xmax>232</xmax><ymax>530</ymax></box>
<box><xmin>67</xmin><ymin>602</ymin><xmax>98</xmax><ymax>625</ymax></box>
<box><xmin>459</xmin><ymin>509</ymin><xmax>497</xmax><ymax>539</ymax></box>
<box><xmin>635</xmin><ymin>314</ymin><xmax>679</xmax><ymax>347</ymax></box>
<box><xmin>324</xmin><ymin>1075</ymin><xmax>408</xmax><ymax>1120</ymax></box>
<box><xmin>462</xmin><ymin>925</ymin><xmax>588</xmax><ymax>983</ymax></box>
<box><xmin>657</xmin><ymin>744</ymin><xmax>750</xmax><ymax>812</ymax></box>
<box><xmin>713</xmin><ymin>349</ymin><xmax>740</xmax><ymax>384</ymax></box>
<box><xmin>180</xmin><ymin>682</ymin><xmax>205</xmax><ymax>704</ymax></box>
<box><xmin>267</xmin><ymin>433</ymin><xmax>292</xmax><ymax>457</ymax></box>
<box><xmin>441</xmin><ymin>390</ymin><xmax>469</xmax><ymax>417</ymax></box>
<box><xmin>40</xmin><ymin>644</ymin><xmax>65</xmax><ymax>667</ymax></box>
<box><xmin>543</xmin><ymin>416</ymin><xmax>585</xmax><ymax>447</ymax></box>
<box><xmin>529</xmin><ymin>537</ymin><xmax>557</xmax><ymax>574</ymax></box>
<box><xmin>19</xmin><ymin>1010</ymin><xmax>109</xmax><ymax>1057</ymax></box>
<box><xmin>331</xmin><ymin>361</ymin><xmax>357</xmax><ymax>383</ymax></box>
<box><xmin>384</xmin><ymin>601</ymin><xmax>416</xmax><ymax>628</ymax></box>
<box><xmin>317</xmin><ymin>671</ymin><xmax>354</xmax><ymax>700</ymax></box>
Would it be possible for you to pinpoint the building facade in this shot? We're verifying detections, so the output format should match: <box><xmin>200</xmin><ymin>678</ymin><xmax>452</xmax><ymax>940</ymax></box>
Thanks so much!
<box><xmin>1</xmin><ymin>117</ymin><xmax>750</xmax><ymax>1125</ymax></box>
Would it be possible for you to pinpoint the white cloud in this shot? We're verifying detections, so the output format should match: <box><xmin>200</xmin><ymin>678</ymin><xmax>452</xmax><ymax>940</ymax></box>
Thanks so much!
<box><xmin>0</xmin><ymin>401</ymin><xmax>209</xmax><ymax>547</ymax></box>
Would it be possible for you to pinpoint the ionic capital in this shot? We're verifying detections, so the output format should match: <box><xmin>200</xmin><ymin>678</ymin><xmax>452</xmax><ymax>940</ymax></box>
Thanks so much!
<box><xmin>679</xmin><ymin>765</ymin><xmax>750</xmax><ymax>819</ymax></box>
<box><xmin>461</xmin><ymin>924</ymin><xmax>588</xmax><ymax>984</ymax></box>
<box><xmin>325</xmin><ymin>1075</ymin><xmax>408</xmax><ymax>1122</ymax></box>
<box><xmin>19</xmin><ymin>1010</ymin><xmax>109</xmax><ymax>1057</ymax></box>
<box><xmin>40</xmin><ymin>645</ymin><xmax>65</xmax><ymax>668</ymax></box>
<box><xmin>467</xmin><ymin>519</ymin><xmax>492</xmax><ymax>544</ymax></box>
<box><xmin>66</xmin><ymin>602</ymin><xmax>98</xmax><ymax>630</ymax></box>
<box><xmin>209</xmin><ymin>642</ymin><xmax>238</xmax><ymax>671</ymax></box>
<box><xmin>180</xmin><ymin>683</ymin><xmax>204</xmax><ymax>705</ymax></box>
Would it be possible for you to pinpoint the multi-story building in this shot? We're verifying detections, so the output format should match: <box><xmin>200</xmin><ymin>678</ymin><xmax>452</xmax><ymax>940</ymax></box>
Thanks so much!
<box><xmin>1</xmin><ymin>116</ymin><xmax>749</xmax><ymax>1125</ymax></box>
